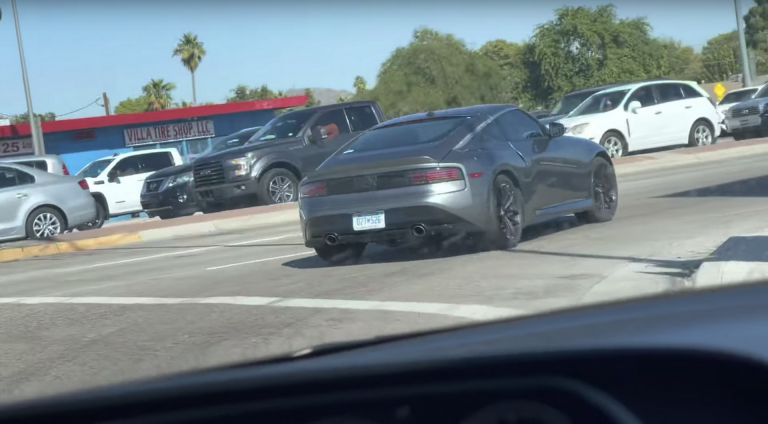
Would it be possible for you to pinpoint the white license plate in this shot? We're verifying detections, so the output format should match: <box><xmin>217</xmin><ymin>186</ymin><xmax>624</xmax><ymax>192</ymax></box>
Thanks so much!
<box><xmin>352</xmin><ymin>211</ymin><xmax>385</xmax><ymax>231</ymax></box>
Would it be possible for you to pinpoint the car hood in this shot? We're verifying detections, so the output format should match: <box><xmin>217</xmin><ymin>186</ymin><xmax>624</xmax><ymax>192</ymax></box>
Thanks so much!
<box><xmin>196</xmin><ymin>138</ymin><xmax>301</xmax><ymax>163</ymax></box>
<box><xmin>556</xmin><ymin>115</ymin><xmax>592</xmax><ymax>130</ymax></box>
<box><xmin>539</xmin><ymin>114</ymin><xmax>567</xmax><ymax>126</ymax></box>
<box><xmin>730</xmin><ymin>98</ymin><xmax>767</xmax><ymax>110</ymax></box>
<box><xmin>147</xmin><ymin>163</ymin><xmax>193</xmax><ymax>180</ymax></box>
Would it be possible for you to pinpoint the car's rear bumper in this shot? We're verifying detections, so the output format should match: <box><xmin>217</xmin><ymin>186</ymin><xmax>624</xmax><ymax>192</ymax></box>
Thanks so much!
<box><xmin>66</xmin><ymin>199</ymin><xmax>98</xmax><ymax>228</ymax></box>
<box><xmin>141</xmin><ymin>183</ymin><xmax>198</xmax><ymax>217</ymax></box>
<box><xmin>299</xmin><ymin>181</ymin><xmax>486</xmax><ymax>248</ymax></box>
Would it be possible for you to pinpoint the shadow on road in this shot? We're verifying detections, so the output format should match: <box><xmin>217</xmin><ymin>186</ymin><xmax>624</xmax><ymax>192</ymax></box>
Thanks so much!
<box><xmin>283</xmin><ymin>216</ymin><xmax>588</xmax><ymax>269</ymax></box>
<box><xmin>660</xmin><ymin>175</ymin><xmax>768</xmax><ymax>198</ymax></box>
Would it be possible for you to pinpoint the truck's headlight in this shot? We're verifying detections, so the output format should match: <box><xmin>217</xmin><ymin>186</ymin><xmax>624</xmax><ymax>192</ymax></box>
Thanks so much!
<box><xmin>566</xmin><ymin>123</ymin><xmax>590</xmax><ymax>136</ymax></box>
<box><xmin>166</xmin><ymin>172</ymin><xmax>192</xmax><ymax>188</ymax></box>
<box><xmin>227</xmin><ymin>157</ymin><xmax>251</xmax><ymax>176</ymax></box>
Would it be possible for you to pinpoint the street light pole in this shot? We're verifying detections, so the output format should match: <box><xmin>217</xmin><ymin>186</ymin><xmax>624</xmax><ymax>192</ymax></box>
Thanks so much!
<box><xmin>10</xmin><ymin>0</ymin><xmax>44</xmax><ymax>155</ymax></box>
<box><xmin>735</xmin><ymin>0</ymin><xmax>754</xmax><ymax>87</ymax></box>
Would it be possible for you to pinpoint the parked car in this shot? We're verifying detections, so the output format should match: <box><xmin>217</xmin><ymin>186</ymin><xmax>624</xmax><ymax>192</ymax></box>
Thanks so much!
<box><xmin>192</xmin><ymin>101</ymin><xmax>385</xmax><ymax>213</ymax></box>
<box><xmin>557</xmin><ymin>80</ymin><xmax>720</xmax><ymax>158</ymax></box>
<box><xmin>298</xmin><ymin>105</ymin><xmax>617</xmax><ymax>264</ymax></box>
<box><xmin>0</xmin><ymin>154</ymin><xmax>71</xmax><ymax>176</ymax></box>
<box><xmin>140</xmin><ymin>127</ymin><xmax>262</xmax><ymax>219</ymax></box>
<box><xmin>717</xmin><ymin>86</ymin><xmax>762</xmax><ymax>135</ymax></box>
<box><xmin>539</xmin><ymin>78</ymin><xmax>674</xmax><ymax>127</ymax></box>
<box><xmin>0</xmin><ymin>162</ymin><xmax>97</xmax><ymax>241</ymax></box>
<box><xmin>723</xmin><ymin>84</ymin><xmax>768</xmax><ymax>140</ymax></box>
<box><xmin>77</xmin><ymin>148</ymin><xmax>184</xmax><ymax>222</ymax></box>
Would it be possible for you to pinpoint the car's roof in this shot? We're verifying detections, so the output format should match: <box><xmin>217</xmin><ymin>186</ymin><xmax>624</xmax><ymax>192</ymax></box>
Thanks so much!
<box><xmin>97</xmin><ymin>148</ymin><xmax>178</xmax><ymax>161</ymax></box>
<box><xmin>376</xmin><ymin>105</ymin><xmax>514</xmax><ymax>128</ymax></box>
<box><xmin>0</xmin><ymin>161</ymin><xmax>59</xmax><ymax>180</ymax></box>
<box><xmin>0</xmin><ymin>154</ymin><xmax>63</xmax><ymax>163</ymax></box>
<box><xmin>565</xmin><ymin>78</ymin><xmax>674</xmax><ymax>96</ymax></box>
<box><xmin>728</xmin><ymin>86</ymin><xmax>761</xmax><ymax>93</ymax></box>
<box><xmin>596</xmin><ymin>79</ymin><xmax>698</xmax><ymax>94</ymax></box>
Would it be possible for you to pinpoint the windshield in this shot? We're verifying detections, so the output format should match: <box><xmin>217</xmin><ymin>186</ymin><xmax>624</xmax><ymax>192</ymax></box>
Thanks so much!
<box><xmin>76</xmin><ymin>158</ymin><xmax>113</xmax><ymax>178</ymax></box>
<box><xmin>247</xmin><ymin>110</ymin><xmax>316</xmax><ymax>143</ymax></box>
<box><xmin>344</xmin><ymin>117</ymin><xmax>468</xmax><ymax>153</ymax></box>
<box><xmin>569</xmin><ymin>90</ymin><xmax>629</xmax><ymax>117</ymax></box>
<box><xmin>720</xmin><ymin>89</ymin><xmax>758</xmax><ymax>105</ymax></box>
<box><xmin>198</xmin><ymin>128</ymin><xmax>262</xmax><ymax>157</ymax></box>
<box><xmin>551</xmin><ymin>91</ymin><xmax>597</xmax><ymax>116</ymax></box>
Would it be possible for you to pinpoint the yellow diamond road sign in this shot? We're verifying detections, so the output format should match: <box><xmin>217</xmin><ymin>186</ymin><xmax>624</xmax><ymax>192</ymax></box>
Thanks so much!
<box><xmin>714</xmin><ymin>83</ymin><xmax>726</xmax><ymax>101</ymax></box>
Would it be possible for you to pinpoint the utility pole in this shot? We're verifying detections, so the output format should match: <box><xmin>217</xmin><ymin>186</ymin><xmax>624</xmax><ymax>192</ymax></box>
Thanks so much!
<box><xmin>736</xmin><ymin>0</ymin><xmax>754</xmax><ymax>87</ymax></box>
<box><xmin>11</xmin><ymin>0</ymin><xmax>44</xmax><ymax>155</ymax></box>
<box><xmin>102</xmin><ymin>92</ymin><xmax>111</xmax><ymax>115</ymax></box>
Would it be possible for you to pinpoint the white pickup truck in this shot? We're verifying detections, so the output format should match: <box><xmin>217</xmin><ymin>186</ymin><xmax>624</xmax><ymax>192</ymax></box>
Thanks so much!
<box><xmin>76</xmin><ymin>148</ymin><xmax>184</xmax><ymax>224</ymax></box>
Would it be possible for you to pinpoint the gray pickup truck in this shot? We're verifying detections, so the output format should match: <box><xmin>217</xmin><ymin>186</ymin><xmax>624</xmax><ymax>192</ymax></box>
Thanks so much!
<box><xmin>192</xmin><ymin>100</ymin><xmax>385</xmax><ymax>213</ymax></box>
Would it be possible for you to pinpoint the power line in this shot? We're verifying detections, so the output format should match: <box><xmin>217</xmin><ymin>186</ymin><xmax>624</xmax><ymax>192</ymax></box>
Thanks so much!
<box><xmin>55</xmin><ymin>97</ymin><xmax>100</xmax><ymax>118</ymax></box>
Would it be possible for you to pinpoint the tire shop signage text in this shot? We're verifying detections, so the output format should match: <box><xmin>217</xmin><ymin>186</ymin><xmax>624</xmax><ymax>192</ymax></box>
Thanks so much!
<box><xmin>124</xmin><ymin>120</ymin><xmax>215</xmax><ymax>146</ymax></box>
<box><xmin>0</xmin><ymin>138</ymin><xmax>33</xmax><ymax>157</ymax></box>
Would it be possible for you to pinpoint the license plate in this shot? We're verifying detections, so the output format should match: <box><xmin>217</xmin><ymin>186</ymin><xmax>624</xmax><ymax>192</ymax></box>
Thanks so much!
<box><xmin>353</xmin><ymin>211</ymin><xmax>385</xmax><ymax>231</ymax></box>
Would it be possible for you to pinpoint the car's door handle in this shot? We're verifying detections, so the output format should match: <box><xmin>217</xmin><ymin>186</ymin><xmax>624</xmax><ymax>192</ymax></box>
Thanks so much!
<box><xmin>94</xmin><ymin>180</ymin><xmax>105</xmax><ymax>185</ymax></box>
<box><xmin>655</xmin><ymin>111</ymin><xmax>662</xmax><ymax>115</ymax></box>
<box><xmin>685</xmin><ymin>105</ymin><xmax>693</xmax><ymax>109</ymax></box>
<box><xmin>15</xmin><ymin>193</ymin><xmax>27</xmax><ymax>199</ymax></box>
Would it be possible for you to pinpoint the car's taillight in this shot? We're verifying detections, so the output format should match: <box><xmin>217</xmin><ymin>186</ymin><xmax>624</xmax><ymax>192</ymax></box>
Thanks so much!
<box><xmin>409</xmin><ymin>168</ymin><xmax>463</xmax><ymax>185</ymax></box>
<box><xmin>77</xmin><ymin>179</ymin><xmax>89</xmax><ymax>190</ymax></box>
<box><xmin>300</xmin><ymin>181</ymin><xmax>327</xmax><ymax>198</ymax></box>
<box><xmin>62</xmin><ymin>163</ymin><xmax>70</xmax><ymax>175</ymax></box>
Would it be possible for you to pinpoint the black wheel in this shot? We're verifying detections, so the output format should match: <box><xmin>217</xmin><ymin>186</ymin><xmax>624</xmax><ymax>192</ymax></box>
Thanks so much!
<box><xmin>201</xmin><ymin>203</ymin><xmax>227</xmax><ymax>214</ymax></box>
<box><xmin>258</xmin><ymin>168</ymin><xmax>299</xmax><ymax>205</ymax></box>
<box><xmin>484</xmin><ymin>174</ymin><xmax>523</xmax><ymax>250</ymax></box>
<box><xmin>75</xmin><ymin>201</ymin><xmax>106</xmax><ymax>232</ymax></box>
<box><xmin>733</xmin><ymin>132</ymin><xmax>747</xmax><ymax>141</ymax></box>
<box><xmin>599</xmin><ymin>131</ymin><xmax>627</xmax><ymax>158</ymax></box>
<box><xmin>314</xmin><ymin>243</ymin><xmax>366</xmax><ymax>265</ymax></box>
<box><xmin>155</xmin><ymin>212</ymin><xmax>176</xmax><ymax>220</ymax></box>
<box><xmin>26</xmin><ymin>207</ymin><xmax>65</xmax><ymax>239</ymax></box>
<box><xmin>576</xmin><ymin>157</ymin><xmax>618</xmax><ymax>224</ymax></box>
<box><xmin>688</xmin><ymin>120</ymin><xmax>714</xmax><ymax>147</ymax></box>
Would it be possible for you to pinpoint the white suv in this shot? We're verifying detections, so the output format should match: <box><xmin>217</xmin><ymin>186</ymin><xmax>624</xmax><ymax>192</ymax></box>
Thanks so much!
<box><xmin>557</xmin><ymin>80</ymin><xmax>720</xmax><ymax>158</ymax></box>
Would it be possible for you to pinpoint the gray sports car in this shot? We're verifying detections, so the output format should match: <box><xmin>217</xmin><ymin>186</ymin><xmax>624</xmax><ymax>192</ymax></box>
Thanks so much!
<box><xmin>298</xmin><ymin>104</ymin><xmax>619</xmax><ymax>264</ymax></box>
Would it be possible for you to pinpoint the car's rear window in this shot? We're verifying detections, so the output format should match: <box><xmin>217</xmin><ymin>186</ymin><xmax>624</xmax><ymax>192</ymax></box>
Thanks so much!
<box><xmin>344</xmin><ymin>117</ymin><xmax>469</xmax><ymax>153</ymax></box>
<box><xmin>15</xmin><ymin>160</ymin><xmax>49</xmax><ymax>172</ymax></box>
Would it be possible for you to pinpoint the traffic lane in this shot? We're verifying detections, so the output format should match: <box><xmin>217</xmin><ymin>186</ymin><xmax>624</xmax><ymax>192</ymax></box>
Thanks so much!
<box><xmin>3</xmin><ymin>151</ymin><xmax>767</xmax><ymax>309</ymax></box>
<box><xmin>0</xmin><ymin>303</ymin><xmax>467</xmax><ymax>403</ymax></box>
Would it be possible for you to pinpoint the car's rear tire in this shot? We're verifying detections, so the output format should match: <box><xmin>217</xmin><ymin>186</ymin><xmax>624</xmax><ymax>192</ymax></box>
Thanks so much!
<box><xmin>314</xmin><ymin>243</ymin><xmax>367</xmax><ymax>265</ymax></box>
<box><xmin>26</xmin><ymin>207</ymin><xmax>65</xmax><ymax>239</ymax></box>
<box><xmin>483</xmin><ymin>174</ymin><xmax>523</xmax><ymax>250</ymax></box>
<box><xmin>599</xmin><ymin>131</ymin><xmax>627</xmax><ymax>158</ymax></box>
<box><xmin>733</xmin><ymin>132</ymin><xmax>747</xmax><ymax>141</ymax></box>
<box><xmin>259</xmin><ymin>168</ymin><xmax>299</xmax><ymax>205</ymax></box>
<box><xmin>688</xmin><ymin>119</ymin><xmax>714</xmax><ymax>147</ymax></box>
<box><xmin>75</xmin><ymin>201</ymin><xmax>106</xmax><ymax>232</ymax></box>
<box><xmin>576</xmin><ymin>157</ymin><xmax>618</xmax><ymax>224</ymax></box>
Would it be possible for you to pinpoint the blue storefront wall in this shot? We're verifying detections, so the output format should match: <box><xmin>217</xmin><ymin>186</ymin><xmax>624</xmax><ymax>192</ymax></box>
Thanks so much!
<box><xmin>43</xmin><ymin>109</ymin><xmax>277</xmax><ymax>174</ymax></box>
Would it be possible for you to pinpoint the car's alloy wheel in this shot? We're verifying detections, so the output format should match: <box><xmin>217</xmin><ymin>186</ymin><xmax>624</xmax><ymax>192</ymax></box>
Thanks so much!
<box><xmin>577</xmin><ymin>157</ymin><xmax>618</xmax><ymax>224</ymax></box>
<box><xmin>26</xmin><ymin>208</ymin><xmax>64</xmax><ymax>239</ymax></box>
<box><xmin>485</xmin><ymin>175</ymin><xmax>523</xmax><ymax>250</ymax></box>
<box><xmin>602</xmin><ymin>136</ymin><xmax>623</xmax><ymax>158</ymax></box>
<box><xmin>693</xmin><ymin>124</ymin><xmax>712</xmax><ymax>146</ymax></box>
<box><xmin>269</xmin><ymin>175</ymin><xmax>296</xmax><ymax>203</ymax></box>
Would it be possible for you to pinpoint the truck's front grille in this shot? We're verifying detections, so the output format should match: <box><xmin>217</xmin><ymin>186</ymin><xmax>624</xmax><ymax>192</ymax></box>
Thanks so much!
<box><xmin>144</xmin><ymin>178</ymin><xmax>165</xmax><ymax>193</ymax></box>
<box><xmin>732</xmin><ymin>106</ymin><xmax>760</xmax><ymax>117</ymax></box>
<box><xmin>193</xmin><ymin>161</ymin><xmax>226</xmax><ymax>188</ymax></box>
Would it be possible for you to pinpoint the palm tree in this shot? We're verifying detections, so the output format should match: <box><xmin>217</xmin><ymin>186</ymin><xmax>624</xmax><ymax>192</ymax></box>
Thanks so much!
<box><xmin>172</xmin><ymin>33</ymin><xmax>206</xmax><ymax>105</ymax></box>
<box><xmin>353</xmin><ymin>76</ymin><xmax>367</xmax><ymax>94</ymax></box>
<box><xmin>142</xmin><ymin>79</ymin><xmax>176</xmax><ymax>111</ymax></box>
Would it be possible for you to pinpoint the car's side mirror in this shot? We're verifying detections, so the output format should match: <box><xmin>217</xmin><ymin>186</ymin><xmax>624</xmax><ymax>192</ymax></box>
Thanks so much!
<box><xmin>107</xmin><ymin>169</ymin><xmax>119</xmax><ymax>182</ymax></box>
<box><xmin>628</xmin><ymin>101</ymin><xmax>642</xmax><ymax>114</ymax></box>
<box><xmin>310</xmin><ymin>126</ymin><xmax>328</xmax><ymax>144</ymax></box>
<box><xmin>548</xmin><ymin>122</ymin><xmax>565</xmax><ymax>138</ymax></box>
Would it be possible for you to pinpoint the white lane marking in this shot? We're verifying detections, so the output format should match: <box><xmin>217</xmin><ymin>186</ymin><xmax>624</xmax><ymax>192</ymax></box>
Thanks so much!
<box><xmin>0</xmin><ymin>296</ymin><xmax>526</xmax><ymax>321</ymax></box>
<box><xmin>64</xmin><ymin>234</ymin><xmax>301</xmax><ymax>271</ymax></box>
<box><xmin>206</xmin><ymin>251</ymin><xmax>314</xmax><ymax>270</ymax></box>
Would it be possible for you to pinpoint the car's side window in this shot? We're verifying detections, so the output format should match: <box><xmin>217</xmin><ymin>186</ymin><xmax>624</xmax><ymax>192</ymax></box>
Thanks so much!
<box><xmin>112</xmin><ymin>156</ymin><xmax>141</xmax><ymax>177</ymax></box>
<box><xmin>0</xmin><ymin>167</ymin><xmax>35</xmax><ymax>189</ymax></box>
<box><xmin>655</xmin><ymin>83</ymin><xmax>684</xmax><ymax>104</ymax></box>
<box><xmin>495</xmin><ymin>110</ymin><xmax>547</xmax><ymax>140</ymax></box>
<box><xmin>680</xmin><ymin>84</ymin><xmax>704</xmax><ymax>99</ymax></box>
<box><xmin>475</xmin><ymin>120</ymin><xmax>506</xmax><ymax>147</ymax></box>
<box><xmin>138</xmin><ymin>152</ymin><xmax>174</xmax><ymax>174</ymax></box>
<box><xmin>312</xmin><ymin>109</ymin><xmax>351</xmax><ymax>141</ymax></box>
<box><xmin>626</xmin><ymin>86</ymin><xmax>656</xmax><ymax>109</ymax></box>
<box><xmin>344</xmin><ymin>106</ymin><xmax>379</xmax><ymax>133</ymax></box>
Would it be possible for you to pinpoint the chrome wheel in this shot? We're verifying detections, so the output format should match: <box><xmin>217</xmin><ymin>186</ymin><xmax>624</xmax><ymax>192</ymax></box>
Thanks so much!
<box><xmin>33</xmin><ymin>212</ymin><xmax>62</xmax><ymax>238</ymax></box>
<box><xmin>694</xmin><ymin>124</ymin><xmax>712</xmax><ymax>146</ymax></box>
<box><xmin>268</xmin><ymin>176</ymin><xmax>295</xmax><ymax>203</ymax></box>
<box><xmin>495</xmin><ymin>180</ymin><xmax>522</xmax><ymax>244</ymax></box>
<box><xmin>602</xmin><ymin>136</ymin><xmax>623</xmax><ymax>158</ymax></box>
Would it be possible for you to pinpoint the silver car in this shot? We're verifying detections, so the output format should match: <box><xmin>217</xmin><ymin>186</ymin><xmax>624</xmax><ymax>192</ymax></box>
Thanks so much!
<box><xmin>0</xmin><ymin>162</ymin><xmax>97</xmax><ymax>241</ymax></box>
<box><xmin>0</xmin><ymin>154</ymin><xmax>71</xmax><ymax>176</ymax></box>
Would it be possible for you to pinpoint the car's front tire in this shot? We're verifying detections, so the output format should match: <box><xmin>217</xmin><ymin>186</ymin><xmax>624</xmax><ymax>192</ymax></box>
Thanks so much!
<box><xmin>576</xmin><ymin>157</ymin><xmax>618</xmax><ymax>224</ymax></box>
<box><xmin>314</xmin><ymin>243</ymin><xmax>367</xmax><ymax>265</ymax></box>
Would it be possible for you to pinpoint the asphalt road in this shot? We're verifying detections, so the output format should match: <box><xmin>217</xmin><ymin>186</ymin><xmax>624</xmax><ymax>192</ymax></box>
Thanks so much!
<box><xmin>2</xmin><ymin>149</ymin><xmax>768</xmax><ymax>403</ymax></box>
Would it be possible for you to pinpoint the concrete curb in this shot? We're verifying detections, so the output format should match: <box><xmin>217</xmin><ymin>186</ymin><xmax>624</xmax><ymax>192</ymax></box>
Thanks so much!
<box><xmin>0</xmin><ymin>233</ymin><xmax>143</xmax><ymax>263</ymax></box>
<box><xmin>693</xmin><ymin>233</ymin><xmax>768</xmax><ymax>288</ymax></box>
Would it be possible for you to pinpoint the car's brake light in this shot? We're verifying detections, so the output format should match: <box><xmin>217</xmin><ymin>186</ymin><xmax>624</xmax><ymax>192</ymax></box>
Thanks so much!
<box><xmin>300</xmin><ymin>181</ymin><xmax>327</xmax><ymax>198</ymax></box>
<box><xmin>409</xmin><ymin>168</ymin><xmax>463</xmax><ymax>185</ymax></box>
<box><xmin>77</xmin><ymin>179</ymin><xmax>89</xmax><ymax>190</ymax></box>
<box><xmin>62</xmin><ymin>163</ymin><xmax>70</xmax><ymax>175</ymax></box>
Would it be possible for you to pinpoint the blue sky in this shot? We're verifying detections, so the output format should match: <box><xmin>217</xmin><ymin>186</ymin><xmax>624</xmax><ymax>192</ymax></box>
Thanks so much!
<box><xmin>0</xmin><ymin>0</ymin><xmax>747</xmax><ymax>119</ymax></box>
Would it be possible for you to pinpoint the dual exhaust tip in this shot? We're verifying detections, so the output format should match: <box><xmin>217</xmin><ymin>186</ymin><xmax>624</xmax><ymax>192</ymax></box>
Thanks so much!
<box><xmin>322</xmin><ymin>224</ymin><xmax>427</xmax><ymax>246</ymax></box>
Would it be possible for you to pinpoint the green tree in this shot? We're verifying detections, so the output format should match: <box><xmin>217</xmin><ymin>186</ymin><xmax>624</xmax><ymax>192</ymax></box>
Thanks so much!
<box><xmin>114</xmin><ymin>96</ymin><xmax>150</xmax><ymax>114</ymax></box>
<box><xmin>172</xmin><ymin>32</ymin><xmax>206</xmax><ymax>105</ymax></box>
<box><xmin>304</xmin><ymin>88</ymin><xmax>320</xmax><ymax>107</ymax></box>
<box><xmin>654</xmin><ymin>38</ymin><xmax>702</xmax><ymax>81</ymax></box>
<box><xmin>142</xmin><ymin>79</ymin><xmax>176</xmax><ymax>111</ymax></box>
<box><xmin>337</xmin><ymin>94</ymin><xmax>350</xmax><ymax>103</ymax></box>
<box><xmin>527</xmin><ymin>4</ymin><xmax>666</xmax><ymax>105</ymax></box>
<box><xmin>174</xmin><ymin>100</ymin><xmax>193</xmax><ymax>108</ymax></box>
<box><xmin>366</xmin><ymin>27</ymin><xmax>506</xmax><ymax>117</ymax></box>
<box><xmin>226</xmin><ymin>84</ymin><xmax>282</xmax><ymax>102</ymax></box>
<box><xmin>700</xmin><ymin>31</ymin><xmax>741</xmax><ymax>83</ymax></box>
<box><xmin>744</xmin><ymin>0</ymin><xmax>768</xmax><ymax>53</ymax></box>
<box><xmin>353</xmin><ymin>76</ymin><xmax>367</xmax><ymax>94</ymax></box>
<box><xmin>478</xmin><ymin>39</ymin><xmax>533</xmax><ymax>107</ymax></box>
<box><xmin>11</xmin><ymin>112</ymin><xmax>55</xmax><ymax>124</ymax></box>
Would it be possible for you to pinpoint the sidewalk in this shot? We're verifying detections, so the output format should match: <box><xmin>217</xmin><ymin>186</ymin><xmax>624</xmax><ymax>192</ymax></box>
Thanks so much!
<box><xmin>694</xmin><ymin>233</ymin><xmax>768</xmax><ymax>288</ymax></box>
